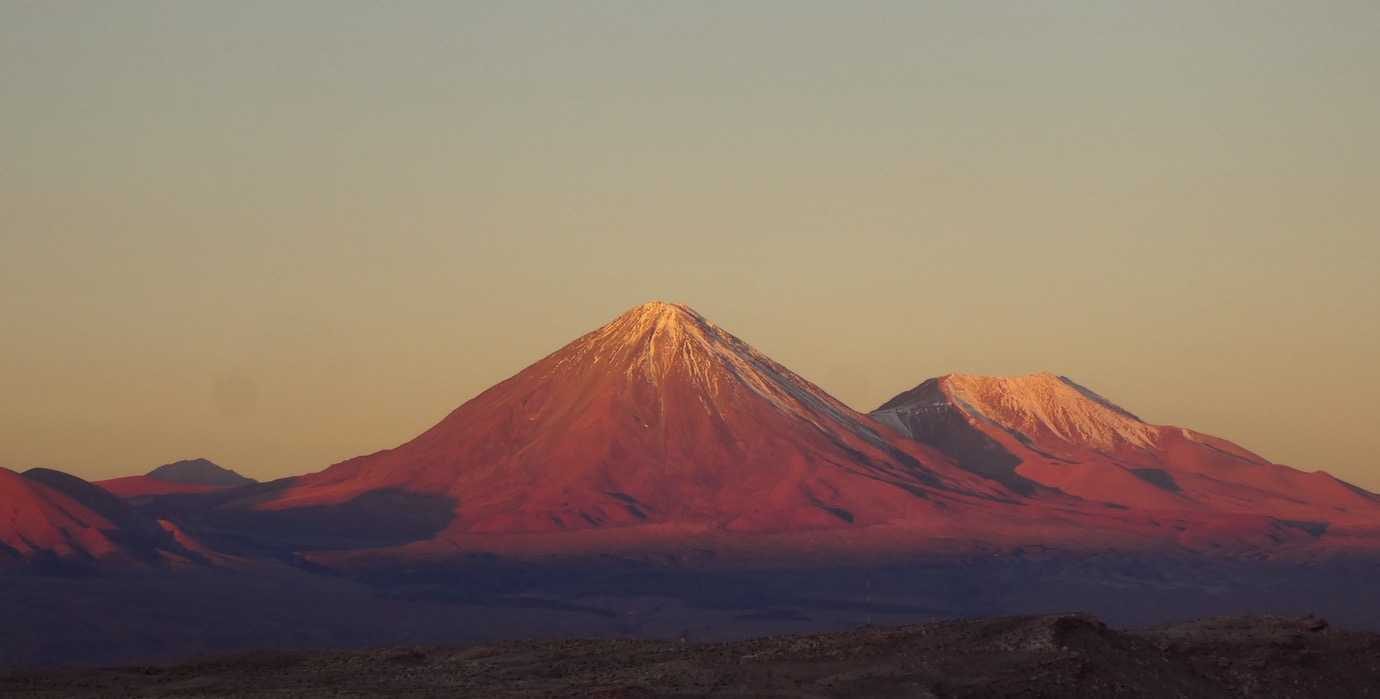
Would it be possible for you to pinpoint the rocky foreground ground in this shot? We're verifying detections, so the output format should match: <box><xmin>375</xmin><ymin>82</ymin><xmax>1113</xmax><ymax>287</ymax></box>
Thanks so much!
<box><xmin>4</xmin><ymin>614</ymin><xmax>1379</xmax><ymax>697</ymax></box>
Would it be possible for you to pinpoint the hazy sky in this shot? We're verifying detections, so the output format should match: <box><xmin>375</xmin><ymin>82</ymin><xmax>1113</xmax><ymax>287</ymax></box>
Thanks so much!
<box><xmin>3</xmin><ymin>2</ymin><xmax>1377</xmax><ymax>488</ymax></box>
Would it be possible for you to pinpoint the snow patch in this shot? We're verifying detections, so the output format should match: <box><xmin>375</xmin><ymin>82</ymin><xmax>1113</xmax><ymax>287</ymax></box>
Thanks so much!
<box><xmin>943</xmin><ymin>373</ymin><xmax>1159</xmax><ymax>451</ymax></box>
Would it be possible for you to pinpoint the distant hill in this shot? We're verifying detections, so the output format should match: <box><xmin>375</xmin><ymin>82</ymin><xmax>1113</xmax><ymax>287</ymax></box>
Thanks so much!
<box><xmin>0</xmin><ymin>467</ymin><xmax>212</xmax><ymax>568</ymax></box>
<box><xmin>148</xmin><ymin>458</ymin><xmax>255</xmax><ymax>487</ymax></box>
<box><xmin>98</xmin><ymin>458</ymin><xmax>255</xmax><ymax>499</ymax></box>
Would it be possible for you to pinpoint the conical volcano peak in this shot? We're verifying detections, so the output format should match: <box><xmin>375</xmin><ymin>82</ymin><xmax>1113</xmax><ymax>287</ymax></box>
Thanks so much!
<box><xmin>262</xmin><ymin>300</ymin><xmax>995</xmax><ymax>533</ymax></box>
<box><xmin>583</xmin><ymin>300</ymin><xmax>742</xmax><ymax>380</ymax></box>
<box><xmin>602</xmin><ymin>300</ymin><xmax>709</xmax><ymax>336</ymax></box>
<box><xmin>624</xmin><ymin>300</ymin><xmax>699</xmax><ymax>319</ymax></box>
<box><xmin>561</xmin><ymin>301</ymin><xmax>920</xmax><ymax>456</ymax></box>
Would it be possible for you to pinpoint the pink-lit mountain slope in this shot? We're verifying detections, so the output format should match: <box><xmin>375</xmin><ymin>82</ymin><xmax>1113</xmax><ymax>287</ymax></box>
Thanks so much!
<box><xmin>870</xmin><ymin>373</ymin><xmax>1380</xmax><ymax>531</ymax></box>
<box><xmin>0</xmin><ymin>466</ymin><xmax>219</xmax><ymax>567</ymax></box>
<box><xmin>213</xmin><ymin>303</ymin><xmax>1380</xmax><ymax>565</ymax></box>
<box><xmin>250</xmin><ymin>303</ymin><xmax>1013</xmax><ymax>541</ymax></box>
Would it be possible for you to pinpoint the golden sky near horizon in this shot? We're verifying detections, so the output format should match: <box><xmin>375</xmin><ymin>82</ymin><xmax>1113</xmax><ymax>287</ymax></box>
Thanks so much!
<box><xmin>3</xmin><ymin>3</ymin><xmax>1378</xmax><ymax>488</ymax></box>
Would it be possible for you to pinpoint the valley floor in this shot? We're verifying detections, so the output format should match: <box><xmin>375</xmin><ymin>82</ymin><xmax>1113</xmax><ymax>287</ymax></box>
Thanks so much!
<box><xmin>4</xmin><ymin>613</ymin><xmax>1378</xmax><ymax>697</ymax></box>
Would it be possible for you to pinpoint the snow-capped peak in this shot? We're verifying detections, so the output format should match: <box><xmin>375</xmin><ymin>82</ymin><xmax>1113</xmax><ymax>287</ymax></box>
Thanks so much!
<box><xmin>556</xmin><ymin>301</ymin><xmax>902</xmax><ymax>454</ymax></box>
<box><xmin>941</xmin><ymin>373</ymin><xmax>1158</xmax><ymax>451</ymax></box>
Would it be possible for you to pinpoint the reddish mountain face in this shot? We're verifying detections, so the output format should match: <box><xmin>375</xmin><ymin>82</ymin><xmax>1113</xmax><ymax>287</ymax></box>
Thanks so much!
<box><xmin>0</xmin><ymin>466</ymin><xmax>223</xmax><ymax>567</ymax></box>
<box><xmin>253</xmin><ymin>303</ymin><xmax>1011</xmax><ymax>545</ymax></box>
<box><xmin>871</xmin><ymin>373</ymin><xmax>1380</xmax><ymax>528</ymax></box>
<box><xmin>0</xmin><ymin>466</ymin><xmax>122</xmax><ymax>562</ymax></box>
<box><xmin>222</xmin><ymin>305</ymin><xmax>1380</xmax><ymax>564</ymax></box>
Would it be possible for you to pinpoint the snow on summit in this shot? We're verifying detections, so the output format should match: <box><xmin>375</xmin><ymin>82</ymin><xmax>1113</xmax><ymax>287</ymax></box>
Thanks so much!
<box><xmin>943</xmin><ymin>373</ymin><xmax>1159</xmax><ymax>451</ymax></box>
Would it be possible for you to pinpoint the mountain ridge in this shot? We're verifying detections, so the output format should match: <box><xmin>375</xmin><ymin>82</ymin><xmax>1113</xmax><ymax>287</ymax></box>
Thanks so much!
<box><xmin>97</xmin><ymin>458</ymin><xmax>256</xmax><ymax>499</ymax></box>
<box><xmin>7</xmin><ymin>303</ymin><xmax>1380</xmax><ymax>670</ymax></box>
<box><xmin>148</xmin><ymin>458</ymin><xmax>255</xmax><ymax>487</ymax></box>
<box><xmin>185</xmin><ymin>302</ymin><xmax>1380</xmax><ymax>566</ymax></box>
<box><xmin>871</xmin><ymin>372</ymin><xmax>1379</xmax><ymax>525</ymax></box>
<box><xmin>243</xmin><ymin>302</ymin><xmax>1011</xmax><ymax>542</ymax></box>
<box><xmin>0</xmin><ymin>466</ymin><xmax>219</xmax><ymax>567</ymax></box>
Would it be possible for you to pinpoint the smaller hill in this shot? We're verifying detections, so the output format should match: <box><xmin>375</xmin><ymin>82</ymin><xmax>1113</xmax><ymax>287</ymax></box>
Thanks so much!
<box><xmin>98</xmin><ymin>459</ymin><xmax>255</xmax><ymax>499</ymax></box>
<box><xmin>0</xmin><ymin>467</ymin><xmax>121</xmax><ymax>563</ymax></box>
<box><xmin>1</xmin><ymin>467</ymin><xmax>214</xmax><ymax>568</ymax></box>
<box><xmin>148</xmin><ymin>459</ymin><xmax>255</xmax><ymax>487</ymax></box>
<box><xmin>871</xmin><ymin>372</ymin><xmax>1380</xmax><ymax>526</ymax></box>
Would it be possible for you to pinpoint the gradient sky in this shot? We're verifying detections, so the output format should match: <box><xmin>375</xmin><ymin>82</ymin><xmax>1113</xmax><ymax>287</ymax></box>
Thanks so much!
<box><xmin>3</xmin><ymin>2</ymin><xmax>1377</xmax><ymax>488</ymax></box>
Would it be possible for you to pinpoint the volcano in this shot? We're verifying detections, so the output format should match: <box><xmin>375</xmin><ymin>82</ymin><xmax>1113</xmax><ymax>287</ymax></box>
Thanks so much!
<box><xmin>8</xmin><ymin>308</ymin><xmax>1380</xmax><ymax>670</ymax></box>
<box><xmin>871</xmin><ymin>373</ymin><xmax>1380</xmax><ymax>528</ymax></box>
<box><xmin>214</xmin><ymin>304</ymin><xmax>1380</xmax><ymax>563</ymax></box>
<box><xmin>249</xmin><ymin>302</ymin><xmax>1011</xmax><ymax>547</ymax></box>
